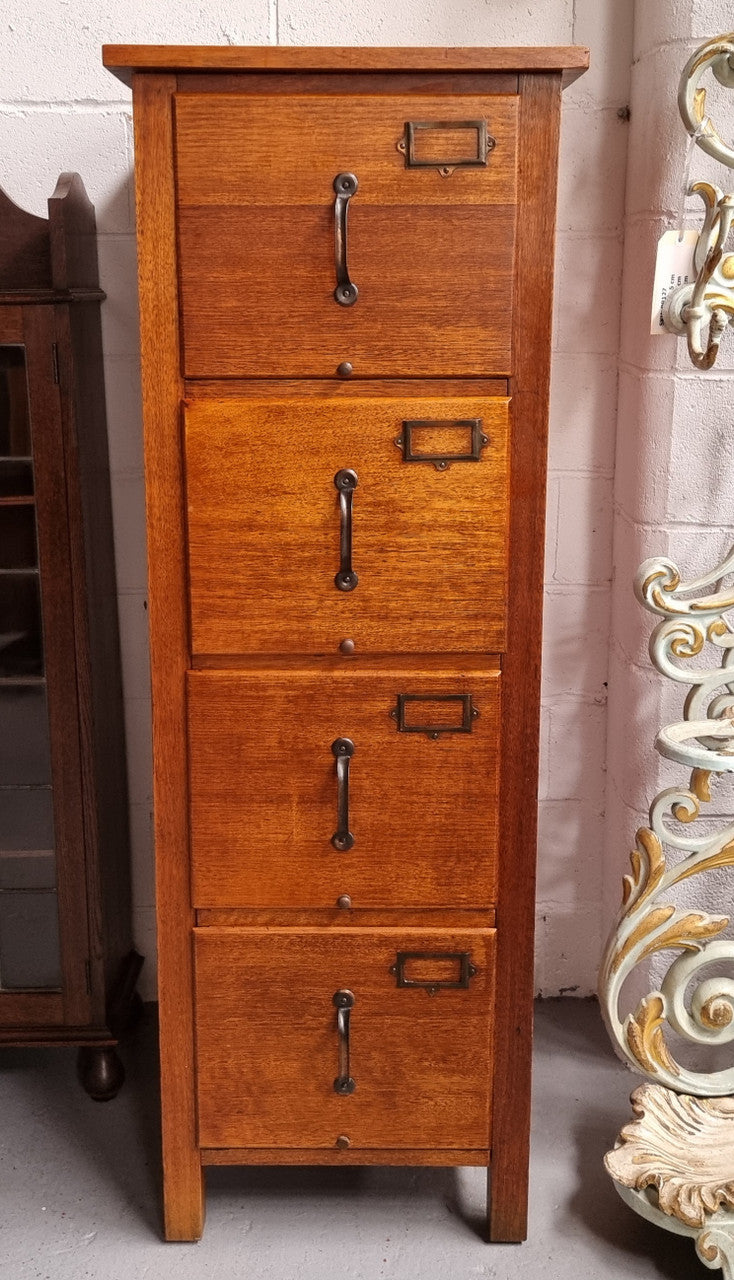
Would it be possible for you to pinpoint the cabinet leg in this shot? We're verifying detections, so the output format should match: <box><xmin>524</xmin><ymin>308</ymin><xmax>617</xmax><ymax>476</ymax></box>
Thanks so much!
<box><xmin>487</xmin><ymin>1157</ymin><xmax>528</xmax><ymax>1242</ymax></box>
<box><xmin>77</xmin><ymin>1046</ymin><xmax>126</xmax><ymax>1102</ymax></box>
<box><xmin>162</xmin><ymin>1157</ymin><xmax>206</xmax><ymax>1241</ymax></box>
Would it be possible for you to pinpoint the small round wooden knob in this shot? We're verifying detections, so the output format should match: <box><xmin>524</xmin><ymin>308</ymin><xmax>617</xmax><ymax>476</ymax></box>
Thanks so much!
<box><xmin>337</xmin><ymin>894</ymin><xmax>352</xmax><ymax>910</ymax></box>
<box><xmin>339</xmin><ymin>638</ymin><xmax>355</xmax><ymax>654</ymax></box>
<box><xmin>335</xmin><ymin>1134</ymin><xmax>351</xmax><ymax>1149</ymax></box>
<box><xmin>336</xmin><ymin>361</ymin><xmax>353</xmax><ymax>378</ymax></box>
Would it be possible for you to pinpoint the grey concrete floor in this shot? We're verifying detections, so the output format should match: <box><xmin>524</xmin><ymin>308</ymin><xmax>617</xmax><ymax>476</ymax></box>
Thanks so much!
<box><xmin>0</xmin><ymin>999</ymin><xmax>708</xmax><ymax>1279</ymax></box>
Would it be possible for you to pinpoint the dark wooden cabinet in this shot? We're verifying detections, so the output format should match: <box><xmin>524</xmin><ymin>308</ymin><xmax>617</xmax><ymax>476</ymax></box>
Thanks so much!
<box><xmin>0</xmin><ymin>175</ymin><xmax>141</xmax><ymax>1098</ymax></box>
<box><xmin>103</xmin><ymin>43</ymin><xmax>588</xmax><ymax>1242</ymax></box>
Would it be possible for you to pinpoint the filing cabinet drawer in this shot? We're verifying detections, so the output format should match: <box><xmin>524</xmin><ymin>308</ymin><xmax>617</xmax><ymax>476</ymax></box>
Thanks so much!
<box><xmin>195</xmin><ymin>927</ymin><xmax>494</xmax><ymax>1149</ymax></box>
<box><xmin>187</xmin><ymin>665</ymin><xmax>500</xmax><ymax>909</ymax></box>
<box><xmin>175</xmin><ymin>93</ymin><xmax>517</xmax><ymax>377</ymax></box>
<box><xmin>185</xmin><ymin>395</ymin><xmax>509</xmax><ymax>656</ymax></box>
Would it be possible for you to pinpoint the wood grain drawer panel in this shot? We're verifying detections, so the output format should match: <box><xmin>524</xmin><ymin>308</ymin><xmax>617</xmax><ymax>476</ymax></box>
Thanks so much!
<box><xmin>187</xmin><ymin>666</ymin><xmax>500</xmax><ymax>909</ymax></box>
<box><xmin>174</xmin><ymin>94</ymin><xmax>517</xmax><ymax>377</ymax></box>
<box><xmin>201</xmin><ymin>1147</ymin><xmax>488</xmax><ymax>1166</ymax></box>
<box><xmin>186</xmin><ymin>377</ymin><xmax>510</xmax><ymax>399</ymax></box>
<box><xmin>194</xmin><ymin>927</ymin><xmax>494</xmax><ymax>1150</ymax></box>
<box><xmin>184</xmin><ymin>395</ymin><xmax>509</xmax><ymax>656</ymax></box>
<box><xmin>196</xmin><ymin>908</ymin><xmax>496</xmax><ymax>928</ymax></box>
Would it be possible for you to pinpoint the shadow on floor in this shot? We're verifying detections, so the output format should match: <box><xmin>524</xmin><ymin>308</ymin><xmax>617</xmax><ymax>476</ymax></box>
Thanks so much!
<box><xmin>543</xmin><ymin>998</ymin><xmax>711</xmax><ymax>1280</ymax></box>
<box><xmin>0</xmin><ymin>1002</ymin><xmax>162</xmax><ymax>1235</ymax></box>
<box><xmin>207</xmin><ymin>1162</ymin><xmax>488</xmax><ymax>1240</ymax></box>
<box><xmin>571</xmin><ymin>1107</ymin><xmax>709</xmax><ymax>1278</ymax></box>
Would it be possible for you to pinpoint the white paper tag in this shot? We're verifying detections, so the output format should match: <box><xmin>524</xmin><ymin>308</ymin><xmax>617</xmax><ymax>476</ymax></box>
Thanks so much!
<box><xmin>650</xmin><ymin>229</ymin><xmax>698</xmax><ymax>334</ymax></box>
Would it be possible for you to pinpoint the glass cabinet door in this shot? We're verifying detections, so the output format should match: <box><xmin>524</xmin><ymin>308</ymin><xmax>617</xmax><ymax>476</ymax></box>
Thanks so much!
<box><xmin>0</xmin><ymin>345</ymin><xmax>61</xmax><ymax>991</ymax></box>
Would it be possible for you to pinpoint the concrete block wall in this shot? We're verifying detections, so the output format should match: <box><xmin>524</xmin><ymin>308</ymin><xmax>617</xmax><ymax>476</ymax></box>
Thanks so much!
<box><xmin>0</xmin><ymin>0</ymin><xmax>636</xmax><ymax>1000</ymax></box>
<box><xmin>533</xmin><ymin>0</ymin><xmax>634</xmax><ymax>995</ymax></box>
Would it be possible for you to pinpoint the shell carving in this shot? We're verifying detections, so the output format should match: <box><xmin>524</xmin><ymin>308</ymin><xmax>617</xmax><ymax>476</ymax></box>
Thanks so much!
<box><xmin>605</xmin><ymin>1083</ymin><xmax>734</xmax><ymax>1228</ymax></box>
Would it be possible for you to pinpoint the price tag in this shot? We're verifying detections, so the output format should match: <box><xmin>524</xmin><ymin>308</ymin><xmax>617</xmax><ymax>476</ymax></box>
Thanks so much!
<box><xmin>650</xmin><ymin>229</ymin><xmax>698</xmax><ymax>334</ymax></box>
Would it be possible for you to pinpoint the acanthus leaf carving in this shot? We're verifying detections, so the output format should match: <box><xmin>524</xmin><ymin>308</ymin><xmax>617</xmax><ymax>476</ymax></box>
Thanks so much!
<box><xmin>611</xmin><ymin>905</ymin><xmax>675</xmax><ymax>974</ymax></box>
<box><xmin>637</xmin><ymin>910</ymin><xmax>730</xmax><ymax>965</ymax></box>
<box><xmin>622</xmin><ymin>827</ymin><xmax>666</xmax><ymax>914</ymax></box>
<box><xmin>625</xmin><ymin>996</ymin><xmax>681</xmax><ymax>1078</ymax></box>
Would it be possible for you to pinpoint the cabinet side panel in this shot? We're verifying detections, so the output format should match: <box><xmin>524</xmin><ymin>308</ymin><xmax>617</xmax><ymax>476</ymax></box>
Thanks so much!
<box><xmin>58</xmin><ymin>299</ymin><xmax>132</xmax><ymax>1016</ymax></box>
<box><xmin>19</xmin><ymin>305</ymin><xmax>90</xmax><ymax>1027</ymax></box>
<box><xmin>489</xmin><ymin>72</ymin><xmax>563</xmax><ymax>1244</ymax></box>
<box><xmin>49</xmin><ymin>177</ymin><xmax>127</xmax><ymax>1002</ymax></box>
<box><xmin>132</xmin><ymin>71</ymin><xmax>204</xmax><ymax>1242</ymax></box>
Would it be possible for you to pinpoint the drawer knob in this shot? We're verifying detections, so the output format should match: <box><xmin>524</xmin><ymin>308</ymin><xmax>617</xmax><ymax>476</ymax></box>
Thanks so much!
<box><xmin>333</xmin><ymin>172</ymin><xmax>359</xmax><ymax>307</ymax></box>
<box><xmin>333</xmin><ymin>469</ymin><xmax>359</xmax><ymax>593</ymax></box>
<box><xmin>330</xmin><ymin>737</ymin><xmax>355</xmax><ymax>852</ymax></box>
<box><xmin>335</xmin><ymin>1134</ymin><xmax>351</xmax><ymax>1150</ymax></box>
<box><xmin>339</xmin><ymin>638</ymin><xmax>356</xmax><ymax>655</ymax></box>
<box><xmin>333</xmin><ymin>989</ymin><xmax>356</xmax><ymax>1095</ymax></box>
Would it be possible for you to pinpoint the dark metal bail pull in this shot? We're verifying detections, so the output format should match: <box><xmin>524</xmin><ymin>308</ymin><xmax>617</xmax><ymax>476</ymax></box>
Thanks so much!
<box><xmin>331</xmin><ymin>737</ymin><xmax>355</xmax><ymax>852</ymax></box>
<box><xmin>334</xmin><ymin>469</ymin><xmax>359</xmax><ymax>592</ymax></box>
<box><xmin>333</xmin><ymin>989</ymin><xmax>356</xmax><ymax>1094</ymax></box>
<box><xmin>333</xmin><ymin>172</ymin><xmax>359</xmax><ymax>307</ymax></box>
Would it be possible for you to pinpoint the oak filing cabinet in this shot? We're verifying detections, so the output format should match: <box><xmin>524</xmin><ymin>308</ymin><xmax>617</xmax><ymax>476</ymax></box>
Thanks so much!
<box><xmin>103</xmin><ymin>44</ymin><xmax>588</xmax><ymax>1242</ymax></box>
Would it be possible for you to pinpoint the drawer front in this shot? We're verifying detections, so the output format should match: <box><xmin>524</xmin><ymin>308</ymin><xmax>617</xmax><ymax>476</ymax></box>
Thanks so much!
<box><xmin>185</xmin><ymin>395</ymin><xmax>509</xmax><ymax>656</ymax></box>
<box><xmin>187</xmin><ymin>666</ymin><xmax>500</xmax><ymax>909</ymax></box>
<box><xmin>194</xmin><ymin>927</ymin><xmax>494</xmax><ymax>1150</ymax></box>
<box><xmin>174</xmin><ymin>93</ymin><xmax>517</xmax><ymax>377</ymax></box>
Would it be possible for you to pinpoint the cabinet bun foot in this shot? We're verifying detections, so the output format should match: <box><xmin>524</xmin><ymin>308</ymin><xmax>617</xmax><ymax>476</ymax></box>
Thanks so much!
<box><xmin>77</xmin><ymin>1046</ymin><xmax>126</xmax><ymax>1102</ymax></box>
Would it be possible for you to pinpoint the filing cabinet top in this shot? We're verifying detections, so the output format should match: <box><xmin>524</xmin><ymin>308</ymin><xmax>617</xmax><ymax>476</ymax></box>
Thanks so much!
<box><xmin>103</xmin><ymin>44</ymin><xmax>589</xmax><ymax>86</ymax></box>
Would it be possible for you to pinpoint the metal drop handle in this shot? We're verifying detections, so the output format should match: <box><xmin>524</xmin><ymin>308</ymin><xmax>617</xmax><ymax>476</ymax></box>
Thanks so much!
<box><xmin>333</xmin><ymin>989</ymin><xmax>356</xmax><ymax>1094</ymax></box>
<box><xmin>334</xmin><ymin>469</ymin><xmax>359</xmax><ymax>592</ymax></box>
<box><xmin>331</xmin><ymin>737</ymin><xmax>355</xmax><ymax>852</ymax></box>
<box><xmin>333</xmin><ymin>172</ymin><xmax>359</xmax><ymax>306</ymax></box>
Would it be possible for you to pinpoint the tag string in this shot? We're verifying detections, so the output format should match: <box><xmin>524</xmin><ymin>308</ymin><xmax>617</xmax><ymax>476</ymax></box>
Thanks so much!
<box><xmin>678</xmin><ymin>117</ymin><xmax>711</xmax><ymax>240</ymax></box>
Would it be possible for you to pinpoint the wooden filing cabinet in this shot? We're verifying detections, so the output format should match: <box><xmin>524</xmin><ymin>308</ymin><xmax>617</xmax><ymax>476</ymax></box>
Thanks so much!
<box><xmin>103</xmin><ymin>44</ymin><xmax>588</xmax><ymax>1243</ymax></box>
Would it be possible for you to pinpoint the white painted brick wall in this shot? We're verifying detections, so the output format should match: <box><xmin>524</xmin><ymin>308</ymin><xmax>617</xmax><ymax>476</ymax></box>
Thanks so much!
<box><xmin>276</xmin><ymin>1</ymin><xmax>575</xmax><ymax>48</ymax></box>
<box><xmin>0</xmin><ymin>0</ymin><xmax>636</xmax><ymax>1000</ymax></box>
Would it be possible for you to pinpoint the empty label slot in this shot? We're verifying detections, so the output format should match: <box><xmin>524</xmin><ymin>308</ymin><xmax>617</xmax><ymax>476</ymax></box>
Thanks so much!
<box><xmin>406</xmin><ymin>120</ymin><xmax>488</xmax><ymax>167</ymax></box>
<box><xmin>393</xmin><ymin>693</ymin><xmax>476</xmax><ymax>735</ymax></box>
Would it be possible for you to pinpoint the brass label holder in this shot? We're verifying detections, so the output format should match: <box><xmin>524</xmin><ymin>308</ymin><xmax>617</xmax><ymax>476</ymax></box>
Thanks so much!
<box><xmin>390</xmin><ymin>951</ymin><xmax>478</xmax><ymax>996</ymax></box>
<box><xmin>391</xmin><ymin>693</ymin><xmax>479</xmax><ymax>739</ymax></box>
<box><xmin>395</xmin><ymin>419</ymin><xmax>489</xmax><ymax>471</ymax></box>
<box><xmin>396</xmin><ymin>119</ymin><xmax>494</xmax><ymax>176</ymax></box>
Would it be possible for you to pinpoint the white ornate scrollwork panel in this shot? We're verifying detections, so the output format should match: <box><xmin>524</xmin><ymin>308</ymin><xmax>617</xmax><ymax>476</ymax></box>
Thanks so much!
<box><xmin>636</xmin><ymin>551</ymin><xmax>734</xmax><ymax>725</ymax></box>
<box><xmin>602</xmin><ymin>36</ymin><xmax>734</xmax><ymax>1277</ymax></box>
<box><xmin>600</xmin><ymin>549</ymin><xmax>734</xmax><ymax>1096</ymax></box>
<box><xmin>599</xmin><ymin>769</ymin><xmax>734</xmax><ymax>1095</ymax></box>
<box><xmin>663</xmin><ymin>35</ymin><xmax>734</xmax><ymax>369</ymax></box>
